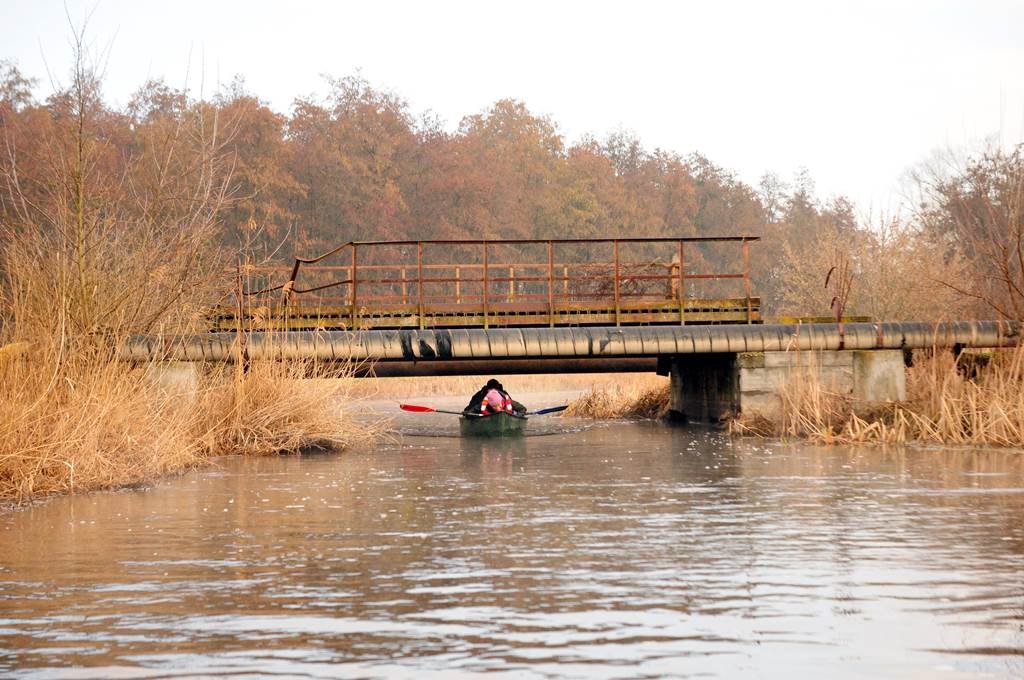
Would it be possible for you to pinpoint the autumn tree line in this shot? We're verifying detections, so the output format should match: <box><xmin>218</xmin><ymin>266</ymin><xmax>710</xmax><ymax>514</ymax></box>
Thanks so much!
<box><xmin>2</xmin><ymin>55</ymin><xmax>1023</xmax><ymax>327</ymax></box>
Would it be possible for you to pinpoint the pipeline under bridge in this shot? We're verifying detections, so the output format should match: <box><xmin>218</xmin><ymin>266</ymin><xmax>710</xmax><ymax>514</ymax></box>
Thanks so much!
<box><xmin>125</xmin><ymin>320</ymin><xmax>1021</xmax><ymax>373</ymax></box>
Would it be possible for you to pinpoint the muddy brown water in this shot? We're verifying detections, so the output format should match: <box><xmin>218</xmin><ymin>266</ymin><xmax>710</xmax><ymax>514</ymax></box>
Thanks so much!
<box><xmin>2</xmin><ymin>413</ymin><xmax>1024</xmax><ymax>679</ymax></box>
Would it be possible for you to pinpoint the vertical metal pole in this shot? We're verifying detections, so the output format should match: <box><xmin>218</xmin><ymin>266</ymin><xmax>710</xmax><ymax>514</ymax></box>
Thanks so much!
<box><xmin>508</xmin><ymin>266</ymin><xmax>514</xmax><ymax>302</ymax></box>
<box><xmin>678</xmin><ymin>240</ymin><xmax>686</xmax><ymax>326</ymax></box>
<box><xmin>547</xmin><ymin>240</ymin><xmax>554</xmax><ymax>327</ymax></box>
<box><xmin>401</xmin><ymin>267</ymin><xmax>407</xmax><ymax>305</ymax></box>
<box><xmin>482</xmin><ymin>241</ymin><xmax>489</xmax><ymax>329</ymax></box>
<box><xmin>417</xmin><ymin>242</ymin><xmax>424</xmax><ymax>329</ymax></box>
<box><xmin>613</xmin><ymin>240</ymin><xmax>621</xmax><ymax>327</ymax></box>
<box><xmin>563</xmin><ymin>266</ymin><xmax>569</xmax><ymax>296</ymax></box>
<box><xmin>350</xmin><ymin>244</ymin><xmax>358</xmax><ymax>329</ymax></box>
<box><xmin>455</xmin><ymin>266</ymin><xmax>461</xmax><ymax>304</ymax></box>
<box><xmin>743</xmin><ymin>239</ymin><xmax>752</xmax><ymax>323</ymax></box>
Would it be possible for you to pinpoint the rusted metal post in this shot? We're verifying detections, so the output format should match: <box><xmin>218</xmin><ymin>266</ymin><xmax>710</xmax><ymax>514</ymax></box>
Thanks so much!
<box><xmin>350</xmin><ymin>244</ymin><xmax>359</xmax><ymax>329</ymax></box>
<box><xmin>743</xmin><ymin>239</ymin><xmax>752</xmax><ymax>323</ymax></box>
<box><xmin>283</xmin><ymin>259</ymin><xmax>301</xmax><ymax>307</ymax></box>
<box><xmin>613</xmin><ymin>240</ymin><xmax>621</xmax><ymax>327</ymax></box>
<box><xmin>482</xmin><ymin>241</ymin><xmax>489</xmax><ymax>329</ymax></box>
<box><xmin>547</xmin><ymin>240</ymin><xmax>555</xmax><ymax>327</ymax></box>
<box><xmin>563</xmin><ymin>265</ymin><xmax>569</xmax><ymax>297</ymax></box>
<box><xmin>508</xmin><ymin>266</ymin><xmax>515</xmax><ymax>302</ymax></box>
<box><xmin>455</xmin><ymin>266</ymin><xmax>461</xmax><ymax>304</ymax></box>
<box><xmin>678</xmin><ymin>240</ymin><xmax>686</xmax><ymax>326</ymax></box>
<box><xmin>401</xmin><ymin>267</ymin><xmax>407</xmax><ymax>305</ymax></box>
<box><xmin>417</xmin><ymin>242</ymin><xmax>424</xmax><ymax>329</ymax></box>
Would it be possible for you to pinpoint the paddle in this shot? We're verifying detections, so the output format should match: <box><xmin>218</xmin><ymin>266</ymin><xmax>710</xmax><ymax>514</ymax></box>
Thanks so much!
<box><xmin>399</xmin><ymin>403</ymin><xmax>482</xmax><ymax>417</ymax></box>
<box><xmin>400</xmin><ymin>403</ymin><xmax>567</xmax><ymax>418</ymax></box>
<box><xmin>527</xmin><ymin>405</ymin><xmax>568</xmax><ymax>416</ymax></box>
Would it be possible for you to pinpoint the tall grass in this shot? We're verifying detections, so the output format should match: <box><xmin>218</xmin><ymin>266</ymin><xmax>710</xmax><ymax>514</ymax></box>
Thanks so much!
<box><xmin>0</xmin><ymin>344</ymin><xmax>201</xmax><ymax>500</ymax></box>
<box><xmin>563</xmin><ymin>377</ymin><xmax>670</xmax><ymax>419</ymax></box>
<box><xmin>0</xmin><ymin>330</ymin><xmax>382</xmax><ymax>504</ymax></box>
<box><xmin>196</xmin><ymin>360</ymin><xmax>381</xmax><ymax>458</ymax></box>
<box><xmin>731</xmin><ymin>347</ymin><xmax>1024</xmax><ymax>446</ymax></box>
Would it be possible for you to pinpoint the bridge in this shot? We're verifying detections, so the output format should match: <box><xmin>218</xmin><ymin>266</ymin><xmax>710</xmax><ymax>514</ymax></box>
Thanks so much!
<box><xmin>131</xmin><ymin>237</ymin><xmax>1022</xmax><ymax>423</ymax></box>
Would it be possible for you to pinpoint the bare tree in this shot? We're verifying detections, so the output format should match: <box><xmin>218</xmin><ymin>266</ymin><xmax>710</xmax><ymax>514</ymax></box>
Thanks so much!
<box><xmin>913</xmin><ymin>144</ymin><xmax>1024</xmax><ymax>320</ymax></box>
<box><xmin>0</xmin><ymin>24</ymin><xmax>235</xmax><ymax>341</ymax></box>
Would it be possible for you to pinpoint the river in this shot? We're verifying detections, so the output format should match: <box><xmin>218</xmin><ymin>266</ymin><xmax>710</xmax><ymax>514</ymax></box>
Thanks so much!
<box><xmin>2</xmin><ymin>413</ymin><xmax>1023</xmax><ymax>679</ymax></box>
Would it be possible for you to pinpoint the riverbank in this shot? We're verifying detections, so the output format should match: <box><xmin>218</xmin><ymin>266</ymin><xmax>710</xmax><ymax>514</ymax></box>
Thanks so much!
<box><xmin>730</xmin><ymin>347</ymin><xmax>1024</xmax><ymax>447</ymax></box>
<box><xmin>0</xmin><ymin>350</ymin><xmax>382</xmax><ymax>505</ymax></box>
<box><xmin>545</xmin><ymin>348</ymin><xmax>1024</xmax><ymax>449</ymax></box>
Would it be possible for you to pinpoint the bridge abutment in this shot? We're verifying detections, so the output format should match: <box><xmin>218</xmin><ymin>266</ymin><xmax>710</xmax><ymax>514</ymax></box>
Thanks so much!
<box><xmin>669</xmin><ymin>349</ymin><xmax>907</xmax><ymax>424</ymax></box>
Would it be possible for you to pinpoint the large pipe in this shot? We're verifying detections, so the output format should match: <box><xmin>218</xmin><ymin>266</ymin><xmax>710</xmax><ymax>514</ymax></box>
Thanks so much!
<box><xmin>122</xmin><ymin>321</ymin><xmax>1021</xmax><ymax>364</ymax></box>
<box><xmin>355</xmin><ymin>357</ymin><xmax>658</xmax><ymax>377</ymax></box>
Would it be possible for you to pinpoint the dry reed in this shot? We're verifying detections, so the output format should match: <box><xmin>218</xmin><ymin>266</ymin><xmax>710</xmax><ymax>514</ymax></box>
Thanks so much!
<box><xmin>730</xmin><ymin>347</ymin><xmax>1024</xmax><ymax>446</ymax></box>
<box><xmin>0</xmin><ymin>344</ymin><xmax>201</xmax><ymax>501</ymax></box>
<box><xmin>196</xmin><ymin>360</ymin><xmax>382</xmax><ymax>458</ymax></box>
<box><xmin>564</xmin><ymin>379</ymin><xmax>671</xmax><ymax>419</ymax></box>
<box><xmin>0</xmin><ymin>339</ymin><xmax>382</xmax><ymax>504</ymax></box>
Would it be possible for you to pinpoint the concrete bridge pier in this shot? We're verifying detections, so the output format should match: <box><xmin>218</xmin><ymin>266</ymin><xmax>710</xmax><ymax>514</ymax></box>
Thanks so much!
<box><xmin>666</xmin><ymin>349</ymin><xmax>908</xmax><ymax>424</ymax></box>
<box><xmin>666</xmin><ymin>354</ymin><xmax>740</xmax><ymax>423</ymax></box>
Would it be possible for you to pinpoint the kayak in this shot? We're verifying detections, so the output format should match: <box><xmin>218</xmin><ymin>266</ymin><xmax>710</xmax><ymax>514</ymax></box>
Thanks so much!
<box><xmin>459</xmin><ymin>411</ymin><xmax>527</xmax><ymax>437</ymax></box>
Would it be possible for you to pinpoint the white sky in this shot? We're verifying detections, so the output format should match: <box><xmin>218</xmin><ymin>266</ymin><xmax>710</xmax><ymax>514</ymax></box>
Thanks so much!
<box><xmin>3</xmin><ymin>0</ymin><xmax>1023</xmax><ymax>216</ymax></box>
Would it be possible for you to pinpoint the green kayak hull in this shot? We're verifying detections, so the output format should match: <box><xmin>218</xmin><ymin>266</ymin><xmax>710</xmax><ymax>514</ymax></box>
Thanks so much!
<box><xmin>459</xmin><ymin>412</ymin><xmax>528</xmax><ymax>437</ymax></box>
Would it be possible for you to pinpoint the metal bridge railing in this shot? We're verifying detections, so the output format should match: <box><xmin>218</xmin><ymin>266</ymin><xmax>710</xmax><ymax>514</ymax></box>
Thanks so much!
<box><xmin>239</xmin><ymin>236</ymin><xmax>760</xmax><ymax>329</ymax></box>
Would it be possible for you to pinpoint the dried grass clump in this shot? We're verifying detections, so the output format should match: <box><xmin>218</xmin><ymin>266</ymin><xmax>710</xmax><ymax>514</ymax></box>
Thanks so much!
<box><xmin>196</xmin><ymin>360</ymin><xmax>383</xmax><ymax>457</ymax></box>
<box><xmin>734</xmin><ymin>347</ymin><xmax>1024</xmax><ymax>446</ymax></box>
<box><xmin>564</xmin><ymin>381</ymin><xmax>671</xmax><ymax>419</ymax></box>
<box><xmin>0</xmin><ymin>343</ymin><xmax>201</xmax><ymax>502</ymax></box>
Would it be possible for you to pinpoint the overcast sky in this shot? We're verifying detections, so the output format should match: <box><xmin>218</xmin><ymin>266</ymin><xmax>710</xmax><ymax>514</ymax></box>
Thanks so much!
<box><xmin>3</xmin><ymin>0</ymin><xmax>1022</xmax><ymax>216</ymax></box>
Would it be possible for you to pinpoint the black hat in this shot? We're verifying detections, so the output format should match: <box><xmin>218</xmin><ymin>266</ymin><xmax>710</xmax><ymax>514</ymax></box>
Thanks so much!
<box><xmin>485</xmin><ymin>378</ymin><xmax>500</xmax><ymax>389</ymax></box>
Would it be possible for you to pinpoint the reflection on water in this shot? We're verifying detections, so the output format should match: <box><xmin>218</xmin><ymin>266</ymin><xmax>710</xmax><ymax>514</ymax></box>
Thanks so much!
<box><xmin>1</xmin><ymin>421</ymin><xmax>1024</xmax><ymax>679</ymax></box>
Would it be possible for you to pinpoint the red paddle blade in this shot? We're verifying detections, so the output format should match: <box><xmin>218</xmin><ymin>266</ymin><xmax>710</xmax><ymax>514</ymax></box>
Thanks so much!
<box><xmin>399</xmin><ymin>404</ymin><xmax>436</xmax><ymax>413</ymax></box>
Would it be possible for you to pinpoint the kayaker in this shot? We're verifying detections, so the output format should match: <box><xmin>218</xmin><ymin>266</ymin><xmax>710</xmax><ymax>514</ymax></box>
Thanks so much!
<box><xmin>495</xmin><ymin>381</ymin><xmax>527</xmax><ymax>415</ymax></box>
<box><xmin>464</xmin><ymin>379</ymin><xmax>527</xmax><ymax>415</ymax></box>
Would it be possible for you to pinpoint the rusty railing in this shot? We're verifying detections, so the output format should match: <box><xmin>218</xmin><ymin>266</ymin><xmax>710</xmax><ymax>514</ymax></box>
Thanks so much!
<box><xmin>236</xmin><ymin>236</ymin><xmax>761</xmax><ymax>329</ymax></box>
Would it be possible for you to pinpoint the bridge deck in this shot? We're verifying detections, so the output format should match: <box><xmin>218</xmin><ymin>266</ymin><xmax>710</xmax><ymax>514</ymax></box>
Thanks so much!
<box><xmin>214</xmin><ymin>297</ymin><xmax>761</xmax><ymax>330</ymax></box>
